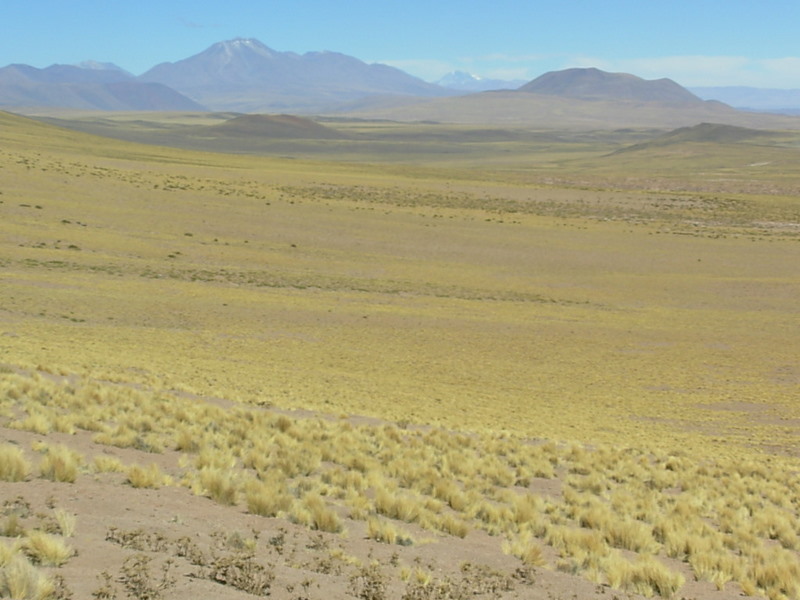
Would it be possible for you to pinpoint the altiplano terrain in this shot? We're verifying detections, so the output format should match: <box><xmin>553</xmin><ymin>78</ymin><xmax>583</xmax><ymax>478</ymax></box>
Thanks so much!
<box><xmin>1</xmin><ymin>108</ymin><xmax>799</xmax><ymax>600</ymax></box>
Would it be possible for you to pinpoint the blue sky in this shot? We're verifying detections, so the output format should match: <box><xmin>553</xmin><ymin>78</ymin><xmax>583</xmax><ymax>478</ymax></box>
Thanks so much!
<box><xmin>4</xmin><ymin>0</ymin><xmax>800</xmax><ymax>88</ymax></box>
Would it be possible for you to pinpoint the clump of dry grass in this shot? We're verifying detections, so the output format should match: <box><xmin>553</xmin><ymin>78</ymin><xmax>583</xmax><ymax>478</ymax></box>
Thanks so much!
<box><xmin>92</xmin><ymin>454</ymin><xmax>125</xmax><ymax>473</ymax></box>
<box><xmin>199</xmin><ymin>467</ymin><xmax>239</xmax><ymax>505</ymax></box>
<box><xmin>0</xmin><ymin>553</ymin><xmax>55</xmax><ymax>600</ymax></box>
<box><xmin>604</xmin><ymin>554</ymin><xmax>684</xmax><ymax>598</ymax></box>
<box><xmin>367</xmin><ymin>517</ymin><xmax>414</xmax><ymax>546</ymax></box>
<box><xmin>0</xmin><ymin>444</ymin><xmax>30</xmax><ymax>482</ymax></box>
<box><xmin>293</xmin><ymin>494</ymin><xmax>343</xmax><ymax>534</ymax></box>
<box><xmin>502</xmin><ymin>532</ymin><xmax>547</xmax><ymax>567</ymax></box>
<box><xmin>244</xmin><ymin>477</ymin><xmax>293</xmax><ymax>517</ymax></box>
<box><xmin>37</xmin><ymin>444</ymin><xmax>82</xmax><ymax>483</ymax></box>
<box><xmin>126</xmin><ymin>463</ymin><xmax>169</xmax><ymax>489</ymax></box>
<box><xmin>53</xmin><ymin>509</ymin><xmax>76</xmax><ymax>538</ymax></box>
<box><xmin>23</xmin><ymin>531</ymin><xmax>73</xmax><ymax>567</ymax></box>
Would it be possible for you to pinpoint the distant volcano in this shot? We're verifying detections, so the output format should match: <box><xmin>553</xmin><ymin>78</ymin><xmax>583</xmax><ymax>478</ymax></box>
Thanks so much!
<box><xmin>518</xmin><ymin>67</ymin><xmax>705</xmax><ymax>105</ymax></box>
<box><xmin>139</xmin><ymin>38</ymin><xmax>452</xmax><ymax>112</ymax></box>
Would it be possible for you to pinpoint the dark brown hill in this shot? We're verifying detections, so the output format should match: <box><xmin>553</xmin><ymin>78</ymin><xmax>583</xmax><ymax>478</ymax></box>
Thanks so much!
<box><xmin>518</xmin><ymin>67</ymin><xmax>704</xmax><ymax>105</ymax></box>
<box><xmin>649</xmin><ymin>121</ymin><xmax>776</xmax><ymax>143</ymax></box>
<box><xmin>612</xmin><ymin>122</ymin><xmax>791</xmax><ymax>153</ymax></box>
<box><xmin>209</xmin><ymin>114</ymin><xmax>346</xmax><ymax>139</ymax></box>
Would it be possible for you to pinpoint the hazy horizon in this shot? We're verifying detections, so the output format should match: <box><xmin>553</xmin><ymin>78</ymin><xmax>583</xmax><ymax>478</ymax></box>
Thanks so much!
<box><xmin>5</xmin><ymin>0</ymin><xmax>800</xmax><ymax>89</ymax></box>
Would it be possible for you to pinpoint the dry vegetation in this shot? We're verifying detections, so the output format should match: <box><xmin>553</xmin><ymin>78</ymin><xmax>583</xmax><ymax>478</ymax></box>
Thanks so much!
<box><xmin>0</xmin><ymin>109</ymin><xmax>799</xmax><ymax>599</ymax></box>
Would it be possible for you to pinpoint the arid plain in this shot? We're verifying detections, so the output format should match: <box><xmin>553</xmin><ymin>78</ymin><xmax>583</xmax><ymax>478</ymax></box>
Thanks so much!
<box><xmin>1</xmin><ymin>110</ymin><xmax>800</xmax><ymax>599</ymax></box>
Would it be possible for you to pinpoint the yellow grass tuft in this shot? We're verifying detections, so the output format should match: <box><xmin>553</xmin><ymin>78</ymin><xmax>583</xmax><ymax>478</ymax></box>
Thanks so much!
<box><xmin>503</xmin><ymin>532</ymin><xmax>548</xmax><ymax>567</ymax></box>
<box><xmin>38</xmin><ymin>444</ymin><xmax>83</xmax><ymax>483</ymax></box>
<box><xmin>244</xmin><ymin>478</ymin><xmax>293</xmax><ymax>517</ymax></box>
<box><xmin>199</xmin><ymin>467</ymin><xmax>239</xmax><ymax>505</ymax></box>
<box><xmin>367</xmin><ymin>517</ymin><xmax>414</xmax><ymax>546</ymax></box>
<box><xmin>299</xmin><ymin>494</ymin><xmax>343</xmax><ymax>534</ymax></box>
<box><xmin>126</xmin><ymin>463</ymin><xmax>168</xmax><ymax>489</ymax></box>
<box><xmin>0</xmin><ymin>554</ymin><xmax>55</xmax><ymax>600</ymax></box>
<box><xmin>53</xmin><ymin>509</ymin><xmax>76</xmax><ymax>538</ymax></box>
<box><xmin>604</xmin><ymin>554</ymin><xmax>684</xmax><ymax>598</ymax></box>
<box><xmin>0</xmin><ymin>541</ymin><xmax>21</xmax><ymax>567</ymax></box>
<box><xmin>0</xmin><ymin>444</ymin><xmax>30</xmax><ymax>482</ymax></box>
<box><xmin>23</xmin><ymin>531</ymin><xmax>73</xmax><ymax>567</ymax></box>
<box><xmin>92</xmin><ymin>454</ymin><xmax>125</xmax><ymax>473</ymax></box>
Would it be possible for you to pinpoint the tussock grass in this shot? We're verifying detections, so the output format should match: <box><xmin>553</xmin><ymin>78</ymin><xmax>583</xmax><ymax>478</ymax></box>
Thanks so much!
<box><xmin>198</xmin><ymin>467</ymin><xmax>239</xmax><ymax>505</ymax></box>
<box><xmin>244</xmin><ymin>478</ymin><xmax>293</xmax><ymax>517</ymax></box>
<box><xmin>367</xmin><ymin>517</ymin><xmax>414</xmax><ymax>546</ymax></box>
<box><xmin>37</xmin><ymin>444</ymin><xmax>82</xmax><ymax>483</ymax></box>
<box><xmin>0</xmin><ymin>445</ymin><xmax>30</xmax><ymax>482</ymax></box>
<box><xmin>23</xmin><ymin>531</ymin><xmax>73</xmax><ymax>566</ymax></box>
<box><xmin>53</xmin><ymin>509</ymin><xmax>76</xmax><ymax>538</ymax></box>
<box><xmin>502</xmin><ymin>532</ymin><xmax>547</xmax><ymax>567</ymax></box>
<box><xmin>126</xmin><ymin>463</ymin><xmax>169</xmax><ymax>489</ymax></box>
<box><xmin>292</xmin><ymin>494</ymin><xmax>343</xmax><ymax>534</ymax></box>
<box><xmin>0</xmin><ymin>554</ymin><xmax>55</xmax><ymax>600</ymax></box>
<box><xmin>375</xmin><ymin>486</ymin><xmax>425</xmax><ymax>523</ymax></box>
<box><xmin>92</xmin><ymin>454</ymin><xmax>125</xmax><ymax>473</ymax></box>
<box><xmin>604</xmin><ymin>554</ymin><xmax>684</xmax><ymax>598</ymax></box>
<box><xmin>0</xmin><ymin>541</ymin><xmax>20</xmax><ymax>567</ymax></box>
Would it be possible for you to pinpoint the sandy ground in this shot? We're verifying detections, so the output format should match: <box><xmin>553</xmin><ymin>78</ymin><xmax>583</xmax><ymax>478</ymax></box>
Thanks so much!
<box><xmin>0</xmin><ymin>417</ymin><xmax>757</xmax><ymax>600</ymax></box>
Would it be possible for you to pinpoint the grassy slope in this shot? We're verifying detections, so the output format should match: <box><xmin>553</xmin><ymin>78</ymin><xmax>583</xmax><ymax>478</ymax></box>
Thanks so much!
<box><xmin>1</xmin><ymin>110</ymin><xmax>800</xmax><ymax>598</ymax></box>
<box><xmin>1</xmin><ymin>110</ymin><xmax>799</xmax><ymax>453</ymax></box>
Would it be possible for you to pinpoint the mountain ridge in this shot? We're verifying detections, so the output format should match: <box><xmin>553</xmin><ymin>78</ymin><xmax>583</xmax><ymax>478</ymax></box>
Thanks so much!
<box><xmin>0</xmin><ymin>63</ymin><xmax>206</xmax><ymax>111</ymax></box>
<box><xmin>138</xmin><ymin>38</ymin><xmax>454</xmax><ymax>112</ymax></box>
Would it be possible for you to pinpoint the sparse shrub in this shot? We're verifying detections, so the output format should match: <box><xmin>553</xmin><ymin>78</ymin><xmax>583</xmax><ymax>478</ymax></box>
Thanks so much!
<box><xmin>119</xmin><ymin>554</ymin><xmax>175</xmax><ymax>600</ymax></box>
<box><xmin>105</xmin><ymin>527</ymin><xmax>169</xmax><ymax>553</ymax></box>
<box><xmin>401</xmin><ymin>576</ymin><xmax>471</xmax><ymax>600</ymax></box>
<box><xmin>91</xmin><ymin>571</ymin><xmax>118</xmax><ymax>599</ymax></box>
<box><xmin>205</xmin><ymin>552</ymin><xmax>274</xmax><ymax>595</ymax></box>
<box><xmin>349</xmin><ymin>562</ymin><xmax>387</xmax><ymax>600</ymax></box>
<box><xmin>173</xmin><ymin>536</ymin><xmax>206</xmax><ymax>566</ymax></box>
<box><xmin>0</xmin><ymin>445</ymin><xmax>30</xmax><ymax>482</ymax></box>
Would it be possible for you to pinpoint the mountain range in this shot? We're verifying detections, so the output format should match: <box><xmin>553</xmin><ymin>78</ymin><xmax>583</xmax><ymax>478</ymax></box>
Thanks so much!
<box><xmin>138</xmin><ymin>38</ymin><xmax>453</xmax><ymax>112</ymax></box>
<box><xmin>435</xmin><ymin>71</ymin><xmax>526</xmax><ymax>92</ymax></box>
<box><xmin>0</xmin><ymin>63</ymin><xmax>205</xmax><ymax>111</ymax></box>
<box><xmin>332</xmin><ymin>69</ymin><xmax>800</xmax><ymax>130</ymax></box>
<box><xmin>689</xmin><ymin>86</ymin><xmax>800</xmax><ymax>115</ymax></box>
<box><xmin>2</xmin><ymin>38</ymin><xmax>800</xmax><ymax>127</ymax></box>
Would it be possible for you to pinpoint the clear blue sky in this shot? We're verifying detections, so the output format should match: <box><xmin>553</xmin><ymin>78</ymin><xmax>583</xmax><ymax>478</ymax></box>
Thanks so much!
<box><xmin>4</xmin><ymin>0</ymin><xmax>800</xmax><ymax>88</ymax></box>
